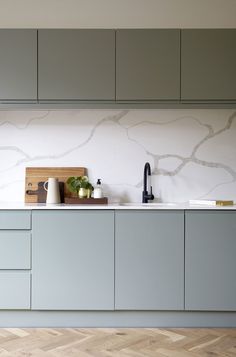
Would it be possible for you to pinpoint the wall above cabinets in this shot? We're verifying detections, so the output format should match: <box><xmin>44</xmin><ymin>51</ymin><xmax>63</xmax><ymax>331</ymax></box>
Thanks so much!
<box><xmin>0</xmin><ymin>29</ymin><xmax>236</xmax><ymax>109</ymax></box>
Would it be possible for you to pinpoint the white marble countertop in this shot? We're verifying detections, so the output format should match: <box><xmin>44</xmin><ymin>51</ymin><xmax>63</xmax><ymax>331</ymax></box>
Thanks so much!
<box><xmin>0</xmin><ymin>202</ymin><xmax>236</xmax><ymax>210</ymax></box>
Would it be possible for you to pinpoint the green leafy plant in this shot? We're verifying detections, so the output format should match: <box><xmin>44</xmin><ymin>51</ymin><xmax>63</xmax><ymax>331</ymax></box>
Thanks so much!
<box><xmin>66</xmin><ymin>176</ymin><xmax>94</xmax><ymax>195</ymax></box>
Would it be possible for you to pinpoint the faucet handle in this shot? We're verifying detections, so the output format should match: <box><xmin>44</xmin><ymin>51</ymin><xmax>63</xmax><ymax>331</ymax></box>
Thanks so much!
<box><xmin>150</xmin><ymin>186</ymin><xmax>154</xmax><ymax>200</ymax></box>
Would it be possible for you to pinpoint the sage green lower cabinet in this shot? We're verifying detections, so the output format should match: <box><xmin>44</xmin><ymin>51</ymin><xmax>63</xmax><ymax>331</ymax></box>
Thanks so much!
<box><xmin>115</xmin><ymin>211</ymin><xmax>184</xmax><ymax>310</ymax></box>
<box><xmin>0</xmin><ymin>231</ymin><xmax>31</xmax><ymax>269</ymax></box>
<box><xmin>0</xmin><ymin>272</ymin><xmax>31</xmax><ymax>309</ymax></box>
<box><xmin>0</xmin><ymin>210</ymin><xmax>31</xmax><ymax>230</ymax></box>
<box><xmin>0</xmin><ymin>210</ymin><xmax>31</xmax><ymax>310</ymax></box>
<box><xmin>185</xmin><ymin>211</ymin><xmax>236</xmax><ymax>311</ymax></box>
<box><xmin>32</xmin><ymin>210</ymin><xmax>114</xmax><ymax>310</ymax></box>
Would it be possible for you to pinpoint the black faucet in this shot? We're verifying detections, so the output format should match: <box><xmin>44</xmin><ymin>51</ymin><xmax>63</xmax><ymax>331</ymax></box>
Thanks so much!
<box><xmin>142</xmin><ymin>162</ymin><xmax>154</xmax><ymax>203</ymax></box>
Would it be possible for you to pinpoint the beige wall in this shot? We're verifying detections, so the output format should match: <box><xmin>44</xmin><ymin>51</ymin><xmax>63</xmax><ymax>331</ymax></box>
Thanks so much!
<box><xmin>0</xmin><ymin>0</ymin><xmax>235</xmax><ymax>28</ymax></box>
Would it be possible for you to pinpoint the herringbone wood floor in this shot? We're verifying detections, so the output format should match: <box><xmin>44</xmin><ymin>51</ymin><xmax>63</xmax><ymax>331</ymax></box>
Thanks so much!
<box><xmin>0</xmin><ymin>328</ymin><xmax>235</xmax><ymax>356</ymax></box>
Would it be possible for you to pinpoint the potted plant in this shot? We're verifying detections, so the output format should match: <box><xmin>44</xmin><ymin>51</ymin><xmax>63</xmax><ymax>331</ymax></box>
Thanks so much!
<box><xmin>66</xmin><ymin>176</ymin><xmax>94</xmax><ymax>198</ymax></box>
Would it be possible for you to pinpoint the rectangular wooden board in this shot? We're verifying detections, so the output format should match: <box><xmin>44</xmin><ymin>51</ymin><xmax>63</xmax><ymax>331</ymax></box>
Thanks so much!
<box><xmin>25</xmin><ymin>167</ymin><xmax>86</xmax><ymax>203</ymax></box>
<box><xmin>64</xmin><ymin>197</ymin><xmax>108</xmax><ymax>205</ymax></box>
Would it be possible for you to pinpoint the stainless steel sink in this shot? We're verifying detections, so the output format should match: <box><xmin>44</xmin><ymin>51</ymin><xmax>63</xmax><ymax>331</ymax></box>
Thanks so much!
<box><xmin>120</xmin><ymin>202</ymin><xmax>177</xmax><ymax>207</ymax></box>
<box><xmin>145</xmin><ymin>202</ymin><xmax>177</xmax><ymax>206</ymax></box>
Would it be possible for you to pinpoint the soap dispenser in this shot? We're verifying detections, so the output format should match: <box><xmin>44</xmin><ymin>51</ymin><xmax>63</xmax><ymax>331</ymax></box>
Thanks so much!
<box><xmin>94</xmin><ymin>179</ymin><xmax>103</xmax><ymax>199</ymax></box>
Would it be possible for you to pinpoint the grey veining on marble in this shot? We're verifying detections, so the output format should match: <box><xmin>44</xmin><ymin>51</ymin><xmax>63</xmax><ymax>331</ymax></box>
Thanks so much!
<box><xmin>0</xmin><ymin>109</ymin><xmax>235</xmax><ymax>203</ymax></box>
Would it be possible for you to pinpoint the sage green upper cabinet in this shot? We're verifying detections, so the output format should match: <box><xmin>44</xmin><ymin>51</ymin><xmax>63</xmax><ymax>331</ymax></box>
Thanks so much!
<box><xmin>0</xmin><ymin>30</ymin><xmax>37</xmax><ymax>101</ymax></box>
<box><xmin>38</xmin><ymin>30</ymin><xmax>115</xmax><ymax>100</ymax></box>
<box><xmin>185</xmin><ymin>211</ymin><xmax>236</xmax><ymax>311</ymax></box>
<box><xmin>32</xmin><ymin>210</ymin><xmax>114</xmax><ymax>310</ymax></box>
<box><xmin>116</xmin><ymin>30</ymin><xmax>180</xmax><ymax>101</ymax></box>
<box><xmin>181</xmin><ymin>29</ymin><xmax>236</xmax><ymax>101</ymax></box>
<box><xmin>115</xmin><ymin>211</ymin><xmax>184</xmax><ymax>310</ymax></box>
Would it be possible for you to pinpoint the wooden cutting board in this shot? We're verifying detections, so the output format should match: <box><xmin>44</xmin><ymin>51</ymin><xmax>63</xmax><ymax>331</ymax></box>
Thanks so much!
<box><xmin>25</xmin><ymin>167</ymin><xmax>86</xmax><ymax>203</ymax></box>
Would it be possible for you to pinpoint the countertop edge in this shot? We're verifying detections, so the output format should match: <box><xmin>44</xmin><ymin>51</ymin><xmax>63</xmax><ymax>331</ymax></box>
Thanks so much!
<box><xmin>0</xmin><ymin>203</ymin><xmax>236</xmax><ymax>210</ymax></box>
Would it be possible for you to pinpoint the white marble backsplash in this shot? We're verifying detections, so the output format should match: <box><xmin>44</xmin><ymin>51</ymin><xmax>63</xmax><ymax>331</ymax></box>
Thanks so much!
<box><xmin>0</xmin><ymin>109</ymin><xmax>236</xmax><ymax>203</ymax></box>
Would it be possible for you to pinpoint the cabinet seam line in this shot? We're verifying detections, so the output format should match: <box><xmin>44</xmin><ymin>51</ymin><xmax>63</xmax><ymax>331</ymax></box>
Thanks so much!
<box><xmin>36</xmin><ymin>30</ymin><xmax>39</xmax><ymax>101</ymax></box>
<box><xmin>115</xmin><ymin>31</ymin><xmax>116</xmax><ymax>101</ymax></box>
<box><xmin>113</xmin><ymin>210</ymin><xmax>115</xmax><ymax>310</ymax></box>
<box><xmin>179</xmin><ymin>30</ymin><xmax>181</xmax><ymax>100</ymax></box>
<box><xmin>184</xmin><ymin>210</ymin><xmax>185</xmax><ymax>310</ymax></box>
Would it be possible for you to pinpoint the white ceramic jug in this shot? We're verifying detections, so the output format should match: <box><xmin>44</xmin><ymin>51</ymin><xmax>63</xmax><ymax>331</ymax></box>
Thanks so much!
<box><xmin>44</xmin><ymin>178</ymin><xmax>61</xmax><ymax>204</ymax></box>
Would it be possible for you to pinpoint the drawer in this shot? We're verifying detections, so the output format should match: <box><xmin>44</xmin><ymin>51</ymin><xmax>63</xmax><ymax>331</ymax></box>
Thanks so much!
<box><xmin>0</xmin><ymin>210</ymin><xmax>31</xmax><ymax>230</ymax></box>
<box><xmin>0</xmin><ymin>272</ymin><xmax>30</xmax><ymax>309</ymax></box>
<box><xmin>0</xmin><ymin>231</ymin><xmax>31</xmax><ymax>269</ymax></box>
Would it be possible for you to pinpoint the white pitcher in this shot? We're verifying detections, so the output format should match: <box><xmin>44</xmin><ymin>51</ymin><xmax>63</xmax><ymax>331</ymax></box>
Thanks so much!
<box><xmin>44</xmin><ymin>178</ymin><xmax>61</xmax><ymax>204</ymax></box>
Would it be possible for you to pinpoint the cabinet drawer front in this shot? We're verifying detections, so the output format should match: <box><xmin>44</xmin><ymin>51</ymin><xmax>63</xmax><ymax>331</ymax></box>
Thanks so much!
<box><xmin>0</xmin><ymin>211</ymin><xmax>31</xmax><ymax>229</ymax></box>
<box><xmin>0</xmin><ymin>231</ymin><xmax>31</xmax><ymax>269</ymax></box>
<box><xmin>0</xmin><ymin>272</ymin><xmax>30</xmax><ymax>309</ymax></box>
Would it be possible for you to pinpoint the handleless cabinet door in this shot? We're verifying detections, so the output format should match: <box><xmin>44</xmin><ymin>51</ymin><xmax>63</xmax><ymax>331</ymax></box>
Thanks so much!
<box><xmin>185</xmin><ymin>211</ymin><xmax>236</xmax><ymax>310</ymax></box>
<box><xmin>32</xmin><ymin>210</ymin><xmax>114</xmax><ymax>310</ymax></box>
<box><xmin>115</xmin><ymin>210</ymin><xmax>184</xmax><ymax>310</ymax></box>
<box><xmin>0</xmin><ymin>30</ymin><xmax>37</xmax><ymax>101</ymax></box>
<box><xmin>181</xmin><ymin>29</ymin><xmax>236</xmax><ymax>101</ymax></box>
<box><xmin>38</xmin><ymin>30</ymin><xmax>115</xmax><ymax>100</ymax></box>
<box><xmin>116</xmin><ymin>29</ymin><xmax>180</xmax><ymax>100</ymax></box>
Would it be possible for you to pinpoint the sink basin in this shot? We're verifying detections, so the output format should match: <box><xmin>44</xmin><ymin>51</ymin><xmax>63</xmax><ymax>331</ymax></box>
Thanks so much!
<box><xmin>120</xmin><ymin>202</ymin><xmax>177</xmax><ymax>207</ymax></box>
<box><xmin>146</xmin><ymin>203</ymin><xmax>177</xmax><ymax>206</ymax></box>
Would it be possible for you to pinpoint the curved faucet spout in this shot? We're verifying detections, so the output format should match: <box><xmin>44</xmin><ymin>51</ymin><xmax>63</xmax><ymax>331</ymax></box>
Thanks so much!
<box><xmin>142</xmin><ymin>162</ymin><xmax>155</xmax><ymax>203</ymax></box>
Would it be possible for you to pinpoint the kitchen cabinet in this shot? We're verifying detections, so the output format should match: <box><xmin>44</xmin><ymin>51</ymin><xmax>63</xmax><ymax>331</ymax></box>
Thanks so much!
<box><xmin>0</xmin><ymin>210</ymin><xmax>31</xmax><ymax>229</ymax></box>
<box><xmin>0</xmin><ymin>210</ymin><xmax>31</xmax><ymax>309</ymax></box>
<box><xmin>115</xmin><ymin>210</ymin><xmax>184</xmax><ymax>310</ymax></box>
<box><xmin>38</xmin><ymin>30</ymin><xmax>115</xmax><ymax>100</ymax></box>
<box><xmin>116</xmin><ymin>29</ymin><xmax>180</xmax><ymax>101</ymax></box>
<box><xmin>181</xmin><ymin>29</ymin><xmax>236</xmax><ymax>101</ymax></box>
<box><xmin>0</xmin><ymin>231</ymin><xmax>31</xmax><ymax>269</ymax></box>
<box><xmin>185</xmin><ymin>211</ymin><xmax>236</xmax><ymax>310</ymax></box>
<box><xmin>0</xmin><ymin>28</ymin><xmax>235</xmax><ymax>107</ymax></box>
<box><xmin>32</xmin><ymin>210</ymin><xmax>114</xmax><ymax>310</ymax></box>
<box><xmin>0</xmin><ymin>272</ymin><xmax>30</xmax><ymax>309</ymax></box>
<box><xmin>0</xmin><ymin>30</ymin><xmax>37</xmax><ymax>101</ymax></box>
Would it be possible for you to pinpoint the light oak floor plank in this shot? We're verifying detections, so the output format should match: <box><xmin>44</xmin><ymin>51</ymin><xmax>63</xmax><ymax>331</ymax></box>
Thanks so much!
<box><xmin>0</xmin><ymin>328</ymin><xmax>235</xmax><ymax>356</ymax></box>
